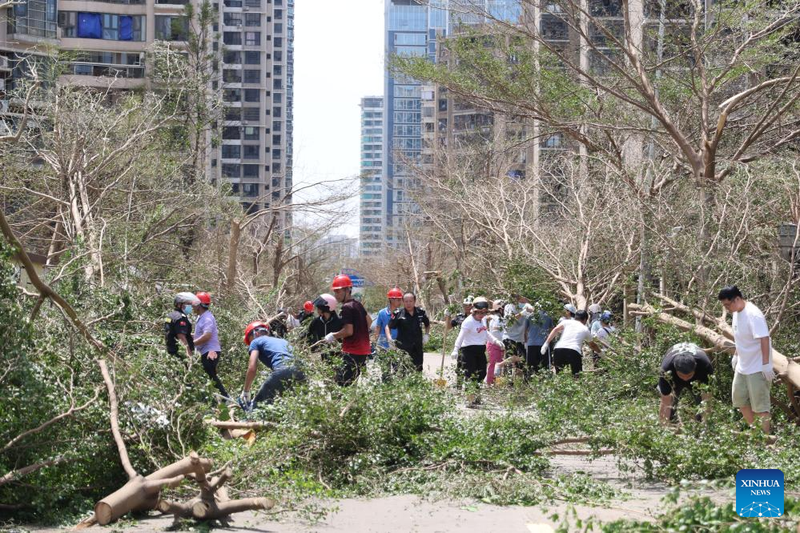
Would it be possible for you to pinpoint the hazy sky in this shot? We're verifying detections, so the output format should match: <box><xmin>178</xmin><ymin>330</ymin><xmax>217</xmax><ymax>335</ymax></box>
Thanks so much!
<box><xmin>292</xmin><ymin>0</ymin><xmax>385</xmax><ymax>238</ymax></box>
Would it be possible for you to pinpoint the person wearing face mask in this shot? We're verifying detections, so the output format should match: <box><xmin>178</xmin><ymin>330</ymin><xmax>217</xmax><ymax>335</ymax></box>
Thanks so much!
<box><xmin>165</xmin><ymin>292</ymin><xmax>199</xmax><ymax>360</ymax></box>
<box><xmin>192</xmin><ymin>291</ymin><xmax>229</xmax><ymax>400</ymax></box>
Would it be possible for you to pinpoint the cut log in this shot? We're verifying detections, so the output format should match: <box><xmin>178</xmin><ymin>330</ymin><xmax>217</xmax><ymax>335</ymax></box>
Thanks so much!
<box><xmin>628</xmin><ymin>303</ymin><xmax>800</xmax><ymax>391</ymax></box>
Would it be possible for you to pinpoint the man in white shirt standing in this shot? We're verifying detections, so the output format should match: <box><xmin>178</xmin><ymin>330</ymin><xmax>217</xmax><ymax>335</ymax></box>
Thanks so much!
<box><xmin>718</xmin><ymin>285</ymin><xmax>774</xmax><ymax>433</ymax></box>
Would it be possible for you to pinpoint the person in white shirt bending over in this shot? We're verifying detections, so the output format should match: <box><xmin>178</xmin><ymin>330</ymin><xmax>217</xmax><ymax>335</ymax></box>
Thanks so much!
<box><xmin>718</xmin><ymin>285</ymin><xmax>774</xmax><ymax>433</ymax></box>
<box><xmin>541</xmin><ymin>310</ymin><xmax>601</xmax><ymax>375</ymax></box>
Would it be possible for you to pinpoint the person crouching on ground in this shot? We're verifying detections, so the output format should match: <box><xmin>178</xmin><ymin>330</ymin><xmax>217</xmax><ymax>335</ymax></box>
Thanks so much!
<box><xmin>451</xmin><ymin>297</ymin><xmax>504</xmax><ymax>406</ymax></box>
<box><xmin>657</xmin><ymin>342</ymin><xmax>713</xmax><ymax>424</ymax></box>
<box><xmin>239</xmin><ymin>321</ymin><xmax>306</xmax><ymax>413</ymax></box>
<box><xmin>541</xmin><ymin>310</ymin><xmax>601</xmax><ymax>375</ymax></box>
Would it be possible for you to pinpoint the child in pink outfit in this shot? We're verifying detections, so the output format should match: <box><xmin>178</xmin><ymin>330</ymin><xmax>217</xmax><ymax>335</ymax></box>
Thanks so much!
<box><xmin>485</xmin><ymin>301</ymin><xmax>506</xmax><ymax>385</ymax></box>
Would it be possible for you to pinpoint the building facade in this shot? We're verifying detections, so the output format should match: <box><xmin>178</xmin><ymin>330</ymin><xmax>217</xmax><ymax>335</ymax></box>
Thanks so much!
<box><xmin>0</xmin><ymin>0</ymin><xmax>292</xmax><ymax>226</ymax></box>
<box><xmin>359</xmin><ymin>95</ymin><xmax>383</xmax><ymax>257</ymax></box>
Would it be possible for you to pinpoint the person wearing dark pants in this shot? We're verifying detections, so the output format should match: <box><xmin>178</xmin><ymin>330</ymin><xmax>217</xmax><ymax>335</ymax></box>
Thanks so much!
<box><xmin>389</xmin><ymin>292</ymin><xmax>430</xmax><ymax>372</ymax></box>
<box><xmin>239</xmin><ymin>321</ymin><xmax>306</xmax><ymax>413</ymax></box>
<box><xmin>451</xmin><ymin>297</ymin><xmax>504</xmax><ymax>406</ymax></box>
<box><xmin>525</xmin><ymin>307</ymin><xmax>554</xmax><ymax>377</ymax></box>
<box><xmin>322</xmin><ymin>274</ymin><xmax>372</xmax><ymax>386</ymax></box>
<box><xmin>657</xmin><ymin>342</ymin><xmax>714</xmax><ymax>423</ymax></box>
<box><xmin>192</xmin><ymin>291</ymin><xmax>230</xmax><ymax>400</ymax></box>
<box><xmin>541</xmin><ymin>310</ymin><xmax>600</xmax><ymax>376</ymax></box>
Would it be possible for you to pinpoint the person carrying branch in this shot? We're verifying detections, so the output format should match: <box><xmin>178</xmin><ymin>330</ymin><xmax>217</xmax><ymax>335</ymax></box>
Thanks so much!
<box><xmin>239</xmin><ymin>321</ymin><xmax>306</xmax><ymax>413</ymax></box>
<box><xmin>389</xmin><ymin>291</ymin><xmax>430</xmax><ymax>372</ymax></box>
<box><xmin>718</xmin><ymin>285</ymin><xmax>774</xmax><ymax>433</ymax></box>
<box><xmin>322</xmin><ymin>274</ymin><xmax>372</xmax><ymax>386</ymax></box>
<box><xmin>165</xmin><ymin>292</ymin><xmax>199</xmax><ymax>361</ymax></box>
<box><xmin>541</xmin><ymin>310</ymin><xmax>601</xmax><ymax>375</ymax></box>
<box><xmin>657</xmin><ymin>342</ymin><xmax>714</xmax><ymax>424</ymax></box>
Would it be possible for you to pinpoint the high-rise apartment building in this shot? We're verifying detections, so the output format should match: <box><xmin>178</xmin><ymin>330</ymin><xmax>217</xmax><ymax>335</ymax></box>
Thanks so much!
<box><xmin>359</xmin><ymin>95</ymin><xmax>383</xmax><ymax>257</ymax></box>
<box><xmin>0</xmin><ymin>0</ymin><xmax>292</xmax><ymax>226</ymax></box>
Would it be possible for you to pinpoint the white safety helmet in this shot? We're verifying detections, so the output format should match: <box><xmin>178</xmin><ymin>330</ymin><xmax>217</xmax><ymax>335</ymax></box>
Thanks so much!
<box><xmin>463</xmin><ymin>295</ymin><xmax>474</xmax><ymax>305</ymax></box>
<box><xmin>588</xmin><ymin>303</ymin><xmax>602</xmax><ymax>314</ymax></box>
<box><xmin>174</xmin><ymin>292</ymin><xmax>200</xmax><ymax>307</ymax></box>
<box><xmin>564</xmin><ymin>303</ymin><xmax>578</xmax><ymax>315</ymax></box>
<box><xmin>315</xmin><ymin>293</ymin><xmax>338</xmax><ymax>311</ymax></box>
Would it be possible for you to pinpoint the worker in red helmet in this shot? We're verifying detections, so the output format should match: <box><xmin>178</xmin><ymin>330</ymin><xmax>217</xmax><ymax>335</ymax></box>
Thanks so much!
<box><xmin>238</xmin><ymin>321</ymin><xmax>305</xmax><ymax>414</ymax></box>
<box><xmin>191</xmin><ymin>292</ymin><xmax>229</xmax><ymax>400</ymax></box>
<box><xmin>322</xmin><ymin>274</ymin><xmax>373</xmax><ymax>386</ymax></box>
<box><xmin>297</xmin><ymin>300</ymin><xmax>315</xmax><ymax>325</ymax></box>
<box><xmin>374</xmin><ymin>287</ymin><xmax>402</xmax><ymax>351</ymax></box>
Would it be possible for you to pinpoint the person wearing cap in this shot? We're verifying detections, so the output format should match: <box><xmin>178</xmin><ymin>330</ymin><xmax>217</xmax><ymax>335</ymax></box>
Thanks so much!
<box><xmin>192</xmin><ymin>292</ymin><xmax>229</xmax><ymax>400</ymax></box>
<box><xmin>658</xmin><ymin>342</ymin><xmax>714</xmax><ymax>424</ymax></box>
<box><xmin>374</xmin><ymin>287</ymin><xmax>402</xmax><ymax>351</ymax></box>
<box><xmin>165</xmin><ymin>292</ymin><xmax>199</xmax><ymax>360</ymax></box>
<box><xmin>240</xmin><ymin>321</ymin><xmax>306</xmax><ymax>413</ymax></box>
<box><xmin>525</xmin><ymin>304</ymin><xmax>554</xmax><ymax>376</ymax></box>
<box><xmin>591</xmin><ymin>311</ymin><xmax>615</xmax><ymax>365</ymax></box>
<box><xmin>449</xmin><ymin>295</ymin><xmax>474</xmax><ymax>330</ymax></box>
<box><xmin>323</xmin><ymin>274</ymin><xmax>373</xmax><ymax>386</ymax></box>
<box><xmin>541</xmin><ymin>310</ymin><xmax>601</xmax><ymax>375</ymax></box>
<box><xmin>588</xmin><ymin>304</ymin><xmax>603</xmax><ymax>335</ymax></box>
<box><xmin>558</xmin><ymin>303</ymin><xmax>577</xmax><ymax>324</ymax></box>
<box><xmin>485</xmin><ymin>300</ymin><xmax>506</xmax><ymax>385</ymax></box>
<box><xmin>718</xmin><ymin>285</ymin><xmax>773</xmax><ymax>433</ymax></box>
<box><xmin>388</xmin><ymin>292</ymin><xmax>431</xmax><ymax>372</ymax></box>
<box><xmin>307</xmin><ymin>294</ymin><xmax>343</xmax><ymax>348</ymax></box>
<box><xmin>451</xmin><ymin>297</ymin><xmax>504</xmax><ymax>405</ymax></box>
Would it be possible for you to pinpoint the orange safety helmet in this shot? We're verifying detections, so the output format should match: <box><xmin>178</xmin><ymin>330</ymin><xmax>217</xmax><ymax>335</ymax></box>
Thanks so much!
<box><xmin>243</xmin><ymin>321</ymin><xmax>269</xmax><ymax>345</ymax></box>
<box><xmin>331</xmin><ymin>274</ymin><xmax>353</xmax><ymax>290</ymax></box>
<box><xmin>387</xmin><ymin>287</ymin><xmax>403</xmax><ymax>299</ymax></box>
<box><xmin>303</xmin><ymin>300</ymin><xmax>314</xmax><ymax>312</ymax></box>
<box><xmin>195</xmin><ymin>291</ymin><xmax>211</xmax><ymax>306</ymax></box>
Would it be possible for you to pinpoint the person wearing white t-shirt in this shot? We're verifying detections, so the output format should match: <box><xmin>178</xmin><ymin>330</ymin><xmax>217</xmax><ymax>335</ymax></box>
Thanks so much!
<box><xmin>718</xmin><ymin>285</ymin><xmax>773</xmax><ymax>433</ymax></box>
<box><xmin>451</xmin><ymin>297</ymin><xmax>504</xmax><ymax>406</ymax></box>
<box><xmin>540</xmin><ymin>310</ymin><xmax>601</xmax><ymax>375</ymax></box>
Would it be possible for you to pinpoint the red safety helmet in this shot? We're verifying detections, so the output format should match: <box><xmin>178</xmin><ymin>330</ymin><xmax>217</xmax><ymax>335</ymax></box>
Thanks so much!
<box><xmin>331</xmin><ymin>274</ymin><xmax>353</xmax><ymax>290</ymax></box>
<box><xmin>243</xmin><ymin>321</ymin><xmax>269</xmax><ymax>345</ymax></box>
<box><xmin>195</xmin><ymin>291</ymin><xmax>211</xmax><ymax>306</ymax></box>
<box><xmin>387</xmin><ymin>287</ymin><xmax>403</xmax><ymax>299</ymax></box>
<box><xmin>303</xmin><ymin>300</ymin><xmax>314</xmax><ymax>312</ymax></box>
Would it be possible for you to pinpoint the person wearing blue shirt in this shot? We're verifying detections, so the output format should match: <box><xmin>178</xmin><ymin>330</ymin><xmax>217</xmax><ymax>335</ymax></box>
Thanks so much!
<box><xmin>525</xmin><ymin>308</ymin><xmax>554</xmax><ymax>376</ymax></box>
<box><xmin>239</xmin><ymin>321</ymin><xmax>306</xmax><ymax>412</ymax></box>
<box><xmin>374</xmin><ymin>287</ymin><xmax>403</xmax><ymax>350</ymax></box>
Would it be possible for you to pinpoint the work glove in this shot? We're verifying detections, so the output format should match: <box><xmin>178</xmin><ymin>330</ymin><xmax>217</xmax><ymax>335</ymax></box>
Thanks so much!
<box><xmin>240</xmin><ymin>390</ymin><xmax>251</xmax><ymax>404</ymax></box>
<box><xmin>323</xmin><ymin>332</ymin><xmax>336</xmax><ymax>343</ymax></box>
<box><xmin>237</xmin><ymin>390</ymin><xmax>252</xmax><ymax>413</ymax></box>
<box><xmin>540</xmin><ymin>342</ymin><xmax>549</xmax><ymax>355</ymax></box>
<box><xmin>731</xmin><ymin>355</ymin><xmax>738</xmax><ymax>371</ymax></box>
<box><xmin>450</xmin><ymin>349</ymin><xmax>459</xmax><ymax>359</ymax></box>
<box><xmin>761</xmin><ymin>364</ymin><xmax>775</xmax><ymax>382</ymax></box>
<box><xmin>423</xmin><ymin>334</ymin><xmax>430</xmax><ymax>345</ymax></box>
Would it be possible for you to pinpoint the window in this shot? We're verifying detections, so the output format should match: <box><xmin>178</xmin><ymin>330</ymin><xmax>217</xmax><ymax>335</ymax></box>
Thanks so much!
<box><xmin>222</xmin><ymin>127</ymin><xmax>240</xmax><ymax>140</ymax></box>
<box><xmin>243</xmin><ymin>164</ymin><xmax>259</xmax><ymax>177</ymax></box>
<box><xmin>13</xmin><ymin>0</ymin><xmax>57</xmax><ymax>38</ymax></box>
<box><xmin>221</xmin><ymin>145</ymin><xmax>241</xmax><ymax>158</ymax></box>
<box><xmin>222</xmin><ymin>164</ymin><xmax>241</xmax><ymax>177</ymax></box>
<box><xmin>272</xmin><ymin>106</ymin><xmax>282</xmax><ymax>117</ymax></box>
<box><xmin>224</xmin><ymin>107</ymin><xmax>241</xmax><ymax>121</ymax></box>
<box><xmin>245</xmin><ymin>13</ymin><xmax>260</xmax><ymax>26</ymax></box>
<box><xmin>272</xmin><ymin>148</ymin><xmax>281</xmax><ymax>159</ymax></box>
<box><xmin>273</xmin><ymin>50</ymin><xmax>282</xmax><ymax>61</ymax></box>
<box><xmin>244</xmin><ymin>51</ymin><xmax>260</xmax><ymax>64</ymax></box>
<box><xmin>243</xmin><ymin>127</ymin><xmax>259</xmax><ymax>140</ymax></box>
<box><xmin>223</xmin><ymin>32</ymin><xmax>241</xmax><ymax>45</ymax></box>
<box><xmin>272</xmin><ymin>120</ymin><xmax>281</xmax><ymax>132</ymax></box>
<box><xmin>59</xmin><ymin>12</ymin><xmax>144</xmax><ymax>41</ymax></box>
<box><xmin>155</xmin><ymin>15</ymin><xmax>187</xmax><ymax>41</ymax></box>
<box><xmin>273</xmin><ymin>92</ymin><xmax>283</xmax><ymax>103</ymax></box>
<box><xmin>273</xmin><ymin>65</ymin><xmax>282</xmax><ymax>76</ymax></box>
<box><xmin>274</xmin><ymin>23</ymin><xmax>283</xmax><ymax>34</ymax></box>
<box><xmin>272</xmin><ymin>162</ymin><xmax>281</xmax><ymax>172</ymax></box>
<box><xmin>244</xmin><ymin>89</ymin><xmax>260</xmax><ymax>102</ymax></box>
<box><xmin>224</xmin><ymin>0</ymin><xmax>242</xmax><ymax>6</ymax></box>
<box><xmin>223</xmin><ymin>12</ymin><xmax>242</xmax><ymax>26</ymax></box>
<box><xmin>243</xmin><ymin>69</ymin><xmax>260</xmax><ymax>83</ymax></box>
<box><xmin>243</xmin><ymin>145</ymin><xmax>260</xmax><ymax>159</ymax></box>
<box><xmin>242</xmin><ymin>107</ymin><xmax>260</xmax><ymax>121</ymax></box>
<box><xmin>273</xmin><ymin>78</ymin><xmax>282</xmax><ymax>90</ymax></box>
<box><xmin>223</xmin><ymin>51</ymin><xmax>241</xmax><ymax>64</ymax></box>
<box><xmin>244</xmin><ymin>0</ymin><xmax>260</xmax><ymax>7</ymax></box>
<box><xmin>274</xmin><ymin>8</ymin><xmax>283</xmax><ymax>19</ymax></box>
<box><xmin>223</xmin><ymin>88</ymin><xmax>241</xmax><ymax>102</ymax></box>
<box><xmin>244</xmin><ymin>31</ymin><xmax>260</xmax><ymax>45</ymax></box>
<box><xmin>274</xmin><ymin>37</ymin><xmax>283</xmax><ymax>48</ymax></box>
<box><xmin>223</xmin><ymin>69</ymin><xmax>241</xmax><ymax>83</ymax></box>
<box><xmin>272</xmin><ymin>134</ymin><xmax>281</xmax><ymax>145</ymax></box>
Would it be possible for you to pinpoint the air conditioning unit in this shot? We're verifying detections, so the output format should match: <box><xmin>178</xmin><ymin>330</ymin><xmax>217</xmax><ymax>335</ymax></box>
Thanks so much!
<box><xmin>235</xmin><ymin>23</ymin><xmax>242</xmax><ymax>28</ymax></box>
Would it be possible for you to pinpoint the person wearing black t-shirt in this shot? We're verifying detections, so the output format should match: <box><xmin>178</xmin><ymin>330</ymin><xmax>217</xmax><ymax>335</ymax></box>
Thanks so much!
<box><xmin>389</xmin><ymin>292</ymin><xmax>430</xmax><ymax>372</ymax></box>
<box><xmin>658</xmin><ymin>342</ymin><xmax>714</xmax><ymax>423</ymax></box>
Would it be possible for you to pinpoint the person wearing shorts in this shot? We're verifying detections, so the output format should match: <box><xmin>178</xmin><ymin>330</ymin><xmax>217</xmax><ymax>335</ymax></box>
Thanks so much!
<box><xmin>719</xmin><ymin>285</ymin><xmax>773</xmax><ymax>433</ymax></box>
